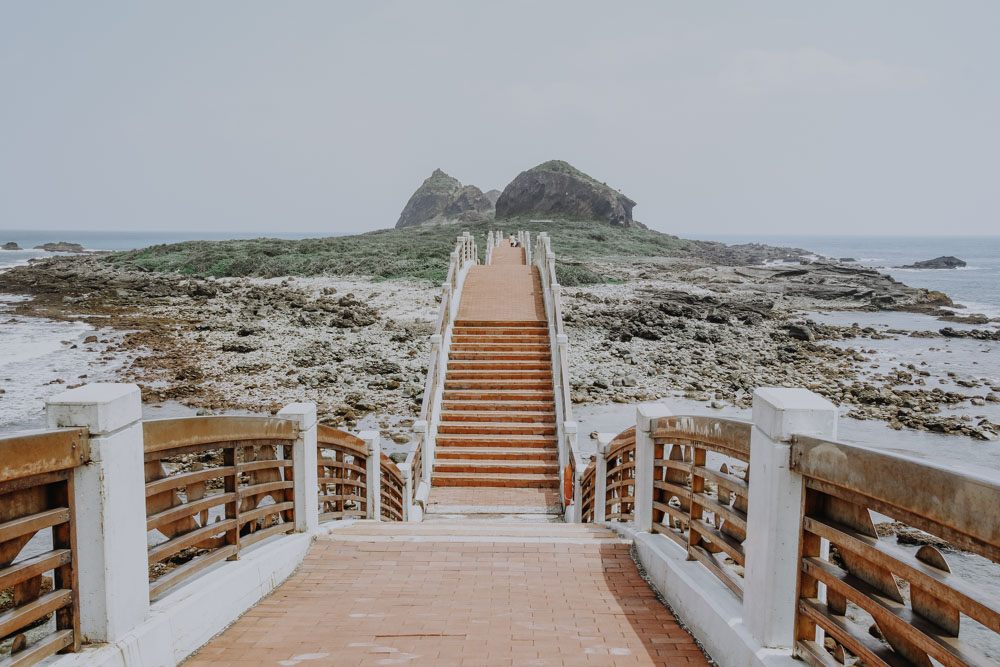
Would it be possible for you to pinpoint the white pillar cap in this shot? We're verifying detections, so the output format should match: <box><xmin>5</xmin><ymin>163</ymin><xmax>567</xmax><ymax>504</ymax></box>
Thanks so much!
<box><xmin>46</xmin><ymin>383</ymin><xmax>141</xmax><ymax>435</ymax></box>
<box><xmin>752</xmin><ymin>387</ymin><xmax>837</xmax><ymax>441</ymax></box>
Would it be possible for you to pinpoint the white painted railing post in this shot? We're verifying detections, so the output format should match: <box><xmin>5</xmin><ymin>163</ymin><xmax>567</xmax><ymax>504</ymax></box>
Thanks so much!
<box><xmin>595</xmin><ymin>433</ymin><xmax>613</xmax><ymax>523</ymax></box>
<box><xmin>635</xmin><ymin>404</ymin><xmax>672</xmax><ymax>533</ymax></box>
<box><xmin>361</xmin><ymin>430</ymin><xmax>382</xmax><ymax>521</ymax></box>
<box><xmin>46</xmin><ymin>383</ymin><xmax>149</xmax><ymax>643</ymax></box>
<box><xmin>743</xmin><ymin>387</ymin><xmax>837</xmax><ymax>649</ymax></box>
<box><xmin>277</xmin><ymin>402</ymin><xmax>318</xmax><ymax>533</ymax></box>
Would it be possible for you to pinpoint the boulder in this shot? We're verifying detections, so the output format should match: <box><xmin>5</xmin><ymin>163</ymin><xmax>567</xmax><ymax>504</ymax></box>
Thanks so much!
<box><xmin>899</xmin><ymin>256</ymin><xmax>966</xmax><ymax>269</ymax></box>
<box><xmin>495</xmin><ymin>160</ymin><xmax>636</xmax><ymax>226</ymax></box>
<box><xmin>395</xmin><ymin>169</ymin><xmax>495</xmax><ymax>228</ymax></box>
<box><xmin>2</xmin><ymin>242</ymin><xmax>21</xmax><ymax>250</ymax></box>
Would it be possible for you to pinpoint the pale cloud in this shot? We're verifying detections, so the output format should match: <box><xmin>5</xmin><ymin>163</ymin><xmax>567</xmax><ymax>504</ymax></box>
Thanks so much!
<box><xmin>719</xmin><ymin>48</ymin><xmax>930</xmax><ymax>96</ymax></box>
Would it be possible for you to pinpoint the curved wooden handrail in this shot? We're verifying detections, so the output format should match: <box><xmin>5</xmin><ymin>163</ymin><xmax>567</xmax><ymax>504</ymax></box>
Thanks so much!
<box><xmin>317</xmin><ymin>425</ymin><xmax>367</xmax><ymax>455</ymax></box>
<box><xmin>606</xmin><ymin>426</ymin><xmax>636</xmax><ymax>460</ymax></box>
<box><xmin>143</xmin><ymin>416</ymin><xmax>297</xmax><ymax>454</ymax></box>
<box><xmin>651</xmin><ymin>416</ymin><xmax>751</xmax><ymax>461</ymax></box>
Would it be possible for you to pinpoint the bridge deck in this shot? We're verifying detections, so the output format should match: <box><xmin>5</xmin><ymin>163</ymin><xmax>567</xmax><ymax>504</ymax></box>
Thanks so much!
<box><xmin>186</xmin><ymin>522</ymin><xmax>709</xmax><ymax>666</ymax></box>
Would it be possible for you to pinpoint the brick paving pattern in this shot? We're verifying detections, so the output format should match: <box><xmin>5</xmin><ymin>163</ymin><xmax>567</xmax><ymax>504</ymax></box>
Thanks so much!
<box><xmin>186</xmin><ymin>523</ymin><xmax>710</xmax><ymax>666</ymax></box>
<box><xmin>456</xmin><ymin>265</ymin><xmax>546</xmax><ymax>322</ymax></box>
<box><xmin>428</xmin><ymin>487</ymin><xmax>562</xmax><ymax>509</ymax></box>
<box><xmin>491</xmin><ymin>242</ymin><xmax>527</xmax><ymax>265</ymax></box>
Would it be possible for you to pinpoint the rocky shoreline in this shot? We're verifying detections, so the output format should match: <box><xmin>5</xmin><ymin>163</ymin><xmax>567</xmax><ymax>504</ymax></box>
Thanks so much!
<box><xmin>1</xmin><ymin>250</ymin><xmax>998</xmax><ymax>442</ymax></box>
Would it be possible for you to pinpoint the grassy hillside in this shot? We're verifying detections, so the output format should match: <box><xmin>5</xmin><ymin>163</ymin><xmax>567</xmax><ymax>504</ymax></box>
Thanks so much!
<box><xmin>107</xmin><ymin>219</ymin><xmax>700</xmax><ymax>285</ymax></box>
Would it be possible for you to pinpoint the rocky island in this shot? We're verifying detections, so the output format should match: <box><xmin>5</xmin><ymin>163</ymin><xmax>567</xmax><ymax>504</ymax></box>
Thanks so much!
<box><xmin>899</xmin><ymin>255</ymin><xmax>967</xmax><ymax>269</ymax></box>
<box><xmin>33</xmin><ymin>241</ymin><xmax>86</xmax><ymax>253</ymax></box>
<box><xmin>496</xmin><ymin>160</ymin><xmax>637</xmax><ymax>227</ymax></box>
<box><xmin>395</xmin><ymin>169</ymin><xmax>497</xmax><ymax>227</ymax></box>
<box><xmin>2</xmin><ymin>241</ymin><xmax>22</xmax><ymax>250</ymax></box>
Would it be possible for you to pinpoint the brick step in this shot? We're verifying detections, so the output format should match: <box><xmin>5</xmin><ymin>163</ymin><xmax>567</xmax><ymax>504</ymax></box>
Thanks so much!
<box><xmin>445</xmin><ymin>370</ymin><xmax>552</xmax><ymax>380</ymax></box>
<box><xmin>431</xmin><ymin>472</ymin><xmax>560</xmax><ymax>488</ymax></box>
<box><xmin>436</xmin><ymin>422</ymin><xmax>557</xmax><ymax>436</ymax></box>
<box><xmin>452</xmin><ymin>327</ymin><xmax>549</xmax><ymax>337</ymax></box>
<box><xmin>448</xmin><ymin>361</ymin><xmax>551</xmax><ymax>371</ymax></box>
<box><xmin>452</xmin><ymin>335</ymin><xmax>549</xmax><ymax>344</ymax></box>
<box><xmin>436</xmin><ymin>434</ymin><xmax>558</xmax><ymax>448</ymax></box>
<box><xmin>433</xmin><ymin>460</ymin><xmax>559</xmax><ymax>474</ymax></box>
<box><xmin>434</xmin><ymin>447</ymin><xmax>559</xmax><ymax>461</ymax></box>
<box><xmin>444</xmin><ymin>380</ymin><xmax>554</xmax><ymax>390</ymax></box>
<box><xmin>449</xmin><ymin>351</ymin><xmax>550</xmax><ymax>361</ymax></box>
<box><xmin>441</xmin><ymin>400</ymin><xmax>555</xmax><ymax>412</ymax></box>
<box><xmin>450</xmin><ymin>343</ymin><xmax>550</xmax><ymax>353</ymax></box>
<box><xmin>454</xmin><ymin>320</ymin><xmax>547</xmax><ymax>329</ymax></box>
<box><xmin>440</xmin><ymin>410</ymin><xmax>556</xmax><ymax>424</ymax></box>
<box><xmin>443</xmin><ymin>390</ymin><xmax>555</xmax><ymax>402</ymax></box>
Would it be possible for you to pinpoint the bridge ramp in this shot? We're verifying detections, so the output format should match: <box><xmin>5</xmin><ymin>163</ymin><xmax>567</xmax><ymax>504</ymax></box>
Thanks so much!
<box><xmin>186</xmin><ymin>522</ymin><xmax>710</xmax><ymax>666</ymax></box>
<box><xmin>432</xmin><ymin>240</ymin><xmax>559</xmax><ymax>497</ymax></box>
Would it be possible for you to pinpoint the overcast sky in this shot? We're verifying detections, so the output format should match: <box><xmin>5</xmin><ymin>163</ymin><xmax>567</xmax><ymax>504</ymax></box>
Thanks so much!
<box><xmin>1</xmin><ymin>2</ymin><xmax>997</xmax><ymax>236</ymax></box>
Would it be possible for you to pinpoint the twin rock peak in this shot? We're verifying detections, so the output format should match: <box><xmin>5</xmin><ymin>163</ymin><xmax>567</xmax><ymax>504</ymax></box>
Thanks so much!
<box><xmin>395</xmin><ymin>160</ymin><xmax>637</xmax><ymax>229</ymax></box>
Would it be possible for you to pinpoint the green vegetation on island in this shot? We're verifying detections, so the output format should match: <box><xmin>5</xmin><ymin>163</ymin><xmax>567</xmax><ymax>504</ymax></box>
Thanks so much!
<box><xmin>106</xmin><ymin>219</ymin><xmax>700</xmax><ymax>285</ymax></box>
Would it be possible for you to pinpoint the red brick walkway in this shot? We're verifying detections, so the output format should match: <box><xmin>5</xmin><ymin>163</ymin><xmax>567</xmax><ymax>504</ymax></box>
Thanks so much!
<box><xmin>185</xmin><ymin>523</ymin><xmax>710</xmax><ymax>666</ymax></box>
<box><xmin>427</xmin><ymin>487</ymin><xmax>562</xmax><ymax>511</ymax></box>
<box><xmin>457</xmin><ymin>239</ymin><xmax>545</xmax><ymax>323</ymax></box>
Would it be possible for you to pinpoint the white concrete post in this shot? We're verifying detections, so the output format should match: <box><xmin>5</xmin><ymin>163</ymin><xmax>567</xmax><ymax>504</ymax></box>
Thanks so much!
<box><xmin>635</xmin><ymin>404</ymin><xmax>673</xmax><ymax>533</ymax></box>
<box><xmin>46</xmin><ymin>383</ymin><xmax>149</xmax><ymax>643</ymax></box>
<box><xmin>361</xmin><ymin>430</ymin><xmax>382</xmax><ymax>521</ymax></box>
<box><xmin>595</xmin><ymin>433</ymin><xmax>614</xmax><ymax>523</ymax></box>
<box><xmin>743</xmin><ymin>387</ymin><xmax>837</xmax><ymax>649</ymax></box>
<box><xmin>546</xmin><ymin>251</ymin><xmax>556</xmax><ymax>281</ymax></box>
<box><xmin>277</xmin><ymin>402</ymin><xmax>318</xmax><ymax>533</ymax></box>
<box><xmin>413</xmin><ymin>421</ymin><xmax>431</xmax><ymax>489</ymax></box>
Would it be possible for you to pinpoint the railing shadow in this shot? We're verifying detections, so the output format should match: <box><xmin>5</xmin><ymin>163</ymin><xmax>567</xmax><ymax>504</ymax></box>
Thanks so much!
<box><xmin>597</xmin><ymin>540</ymin><xmax>708</xmax><ymax>665</ymax></box>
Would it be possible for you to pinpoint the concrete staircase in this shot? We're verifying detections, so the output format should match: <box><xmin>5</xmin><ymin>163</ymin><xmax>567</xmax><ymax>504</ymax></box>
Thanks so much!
<box><xmin>432</xmin><ymin>319</ymin><xmax>560</xmax><ymax>489</ymax></box>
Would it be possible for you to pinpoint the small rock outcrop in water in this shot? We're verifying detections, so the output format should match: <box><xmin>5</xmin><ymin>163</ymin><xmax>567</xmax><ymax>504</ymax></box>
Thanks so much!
<box><xmin>2</xmin><ymin>242</ymin><xmax>21</xmax><ymax>250</ymax></box>
<box><xmin>395</xmin><ymin>169</ymin><xmax>495</xmax><ymax>228</ymax></box>
<box><xmin>34</xmin><ymin>242</ymin><xmax>85</xmax><ymax>253</ymax></box>
<box><xmin>899</xmin><ymin>256</ymin><xmax>966</xmax><ymax>269</ymax></box>
<box><xmin>495</xmin><ymin>160</ymin><xmax>637</xmax><ymax>227</ymax></box>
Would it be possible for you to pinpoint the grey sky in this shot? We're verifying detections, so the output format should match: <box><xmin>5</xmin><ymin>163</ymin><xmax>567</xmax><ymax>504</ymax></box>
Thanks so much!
<box><xmin>1</xmin><ymin>2</ymin><xmax>997</xmax><ymax>236</ymax></box>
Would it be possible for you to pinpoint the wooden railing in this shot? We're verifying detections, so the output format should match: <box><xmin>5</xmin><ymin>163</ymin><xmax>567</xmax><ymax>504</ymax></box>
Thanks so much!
<box><xmin>142</xmin><ymin>416</ymin><xmax>298</xmax><ymax>599</ymax></box>
<box><xmin>792</xmin><ymin>436</ymin><xmax>1000</xmax><ymax>667</ymax></box>
<box><xmin>580</xmin><ymin>397</ymin><xmax>1000</xmax><ymax>664</ymax></box>
<box><xmin>0</xmin><ymin>428</ymin><xmax>88</xmax><ymax>663</ymax></box>
<box><xmin>317</xmin><ymin>426</ymin><xmax>368</xmax><ymax>521</ymax></box>
<box><xmin>581</xmin><ymin>459</ymin><xmax>596</xmax><ymax>523</ymax></box>
<box><xmin>605</xmin><ymin>427</ymin><xmax>637</xmax><ymax>522</ymax></box>
<box><xmin>650</xmin><ymin>416</ymin><xmax>752</xmax><ymax>598</ymax></box>
<box><xmin>380</xmin><ymin>454</ymin><xmax>404</xmax><ymax>522</ymax></box>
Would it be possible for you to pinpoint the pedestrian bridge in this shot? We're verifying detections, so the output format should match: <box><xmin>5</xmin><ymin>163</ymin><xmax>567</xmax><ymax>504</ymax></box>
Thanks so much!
<box><xmin>1</xmin><ymin>231</ymin><xmax>998</xmax><ymax>666</ymax></box>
